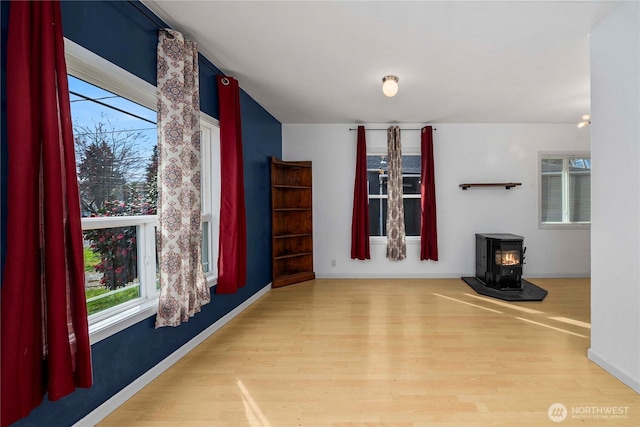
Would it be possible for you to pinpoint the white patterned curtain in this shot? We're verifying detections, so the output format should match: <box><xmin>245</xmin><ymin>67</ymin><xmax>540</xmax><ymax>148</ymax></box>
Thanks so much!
<box><xmin>155</xmin><ymin>29</ymin><xmax>210</xmax><ymax>327</ymax></box>
<box><xmin>386</xmin><ymin>126</ymin><xmax>406</xmax><ymax>260</ymax></box>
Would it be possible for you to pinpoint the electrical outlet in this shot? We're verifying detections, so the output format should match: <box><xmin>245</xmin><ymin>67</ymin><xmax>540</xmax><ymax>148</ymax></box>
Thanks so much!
<box><xmin>331</xmin><ymin>259</ymin><xmax>336</xmax><ymax>267</ymax></box>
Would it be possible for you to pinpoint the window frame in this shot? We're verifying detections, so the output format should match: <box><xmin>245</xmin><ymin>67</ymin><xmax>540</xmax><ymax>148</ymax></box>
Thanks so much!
<box><xmin>65</xmin><ymin>39</ymin><xmax>219</xmax><ymax>344</ymax></box>
<box><xmin>538</xmin><ymin>151</ymin><xmax>591</xmax><ymax>229</ymax></box>
<box><xmin>199</xmin><ymin>115</ymin><xmax>221</xmax><ymax>285</ymax></box>
<box><xmin>366</xmin><ymin>150</ymin><xmax>421</xmax><ymax>243</ymax></box>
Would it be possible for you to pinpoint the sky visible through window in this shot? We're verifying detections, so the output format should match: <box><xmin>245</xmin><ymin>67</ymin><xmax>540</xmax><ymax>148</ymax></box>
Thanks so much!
<box><xmin>68</xmin><ymin>76</ymin><xmax>157</xmax><ymax>185</ymax></box>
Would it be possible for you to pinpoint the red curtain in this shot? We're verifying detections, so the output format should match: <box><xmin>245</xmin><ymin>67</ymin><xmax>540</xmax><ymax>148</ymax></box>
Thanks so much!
<box><xmin>420</xmin><ymin>126</ymin><xmax>439</xmax><ymax>261</ymax></box>
<box><xmin>216</xmin><ymin>76</ymin><xmax>247</xmax><ymax>294</ymax></box>
<box><xmin>1</xmin><ymin>1</ymin><xmax>92</xmax><ymax>425</ymax></box>
<box><xmin>351</xmin><ymin>126</ymin><xmax>370</xmax><ymax>260</ymax></box>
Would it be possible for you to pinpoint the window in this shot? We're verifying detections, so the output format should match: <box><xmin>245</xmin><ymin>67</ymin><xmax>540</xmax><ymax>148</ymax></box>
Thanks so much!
<box><xmin>367</xmin><ymin>155</ymin><xmax>421</xmax><ymax>236</ymax></box>
<box><xmin>69</xmin><ymin>73</ymin><xmax>159</xmax><ymax>323</ymax></box>
<box><xmin>540</xmin><ymin>154</ymin><xmax>590</xmax><ymax>226</ymax></box>
<box><xmin>199</xmin><ymin>117</ymin><xmax>221</xmax><ymax>281</ymax></box>
<box><xmin>65</xmin><ymin>39</ymin><xmax>219</xmax><ymax>339</ymax></box>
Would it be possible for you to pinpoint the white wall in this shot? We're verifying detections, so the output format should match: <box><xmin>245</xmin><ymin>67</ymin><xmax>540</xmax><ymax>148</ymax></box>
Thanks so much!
<box><xmin>283</xmin><ymin>123</ymin><xmax>590</xmax><ymax>279</ymax></box>
<box><xmin>589</xmin><ymin>1</ymin><xmax>640</xmax><ymax>393</ymax></box>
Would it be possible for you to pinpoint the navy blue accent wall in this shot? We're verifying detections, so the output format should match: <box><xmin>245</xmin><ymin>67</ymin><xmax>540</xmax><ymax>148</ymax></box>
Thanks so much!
<box><xmin>241</xmin><ymin>90</ymin><xmax>281</xmax><ymax>285</ymax></box>
<box><xmin>60</xmin><ymin>1</ymin><xmax>159</xmax><ymax>86</ymax></box>
<box><xmin>199</xmin><ymin>54</ymin><xmax>222</xmax><ymax>119</ymax></box>
<box><xmin>2</xmin><ymin>1</ymin><xmax>282</xmax><ymax>425</ymax></box>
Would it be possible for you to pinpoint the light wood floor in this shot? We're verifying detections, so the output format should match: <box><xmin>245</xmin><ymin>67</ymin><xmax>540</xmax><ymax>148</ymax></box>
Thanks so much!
<box><xmin>98</xmin><ymin>278</ymin><xmax>639</xmax><ymax>426</ymax></box>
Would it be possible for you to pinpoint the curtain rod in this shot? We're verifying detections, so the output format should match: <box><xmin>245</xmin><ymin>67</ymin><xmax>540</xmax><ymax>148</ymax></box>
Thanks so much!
<box><xmin>127</xmin><ymin>1</ymin><xmax>224</xmax><ymax>77</ymax></box>
<box><xmin>349</xmin><ymin>127</ymin><xmax>436</xmax><ymax>131</ymax></box>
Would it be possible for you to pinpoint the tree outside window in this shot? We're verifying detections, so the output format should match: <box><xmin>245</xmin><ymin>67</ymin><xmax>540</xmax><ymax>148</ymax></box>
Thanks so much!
<box><xmin>70</xmin><ymin>75</ymin><xmax>158</xmax><ymax>315</ymax></box>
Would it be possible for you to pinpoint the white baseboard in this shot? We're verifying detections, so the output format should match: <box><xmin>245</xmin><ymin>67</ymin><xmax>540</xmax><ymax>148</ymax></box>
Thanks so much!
<box><xmin>315</xmin><ymin>272</ymin><xmax>466</xmax><ymax>279</ymax></box>
<box><xmin>524</xmin><ymin>273</ymin><xmax>591</xmax><ymax>279</ymax></box>
<box><xmin>74</xmin><ymin>283</ymin><xmax>272</xmax><ymax>427</ymax></box>
<box><xmin>588</xmin><ymin>348</ymin><xmax>640</xmax><ymax>393</ymax></box>
<box><xmin>315</xmin><ymin>273</ymin><xmax>591</xmax><ymax>280</ymax></box>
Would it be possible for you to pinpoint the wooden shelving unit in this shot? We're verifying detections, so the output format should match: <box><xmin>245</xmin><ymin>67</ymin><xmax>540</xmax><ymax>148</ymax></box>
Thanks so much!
<box><xmin>271</xmin><ymin>157</ymin><xmax>315</xmax><ymax>288</ymax></box>
<box><xmin>459</xmin><ymin>182</ymin><xmax>521</xmax><ymax>190</ymax></box>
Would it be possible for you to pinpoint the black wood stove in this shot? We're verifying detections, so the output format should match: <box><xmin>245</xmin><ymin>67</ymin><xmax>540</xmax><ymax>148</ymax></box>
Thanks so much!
<box><xmin>475</xmin><ymin>233</ymin><xmax>525</xmax><ymax>290</ymax></box>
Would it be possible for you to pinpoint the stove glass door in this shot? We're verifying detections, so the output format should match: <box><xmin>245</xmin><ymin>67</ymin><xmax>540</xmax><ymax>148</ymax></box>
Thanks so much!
<box><xmin>495</xmin><ymin>249</ymin><xmax>520</xmax><ymax>266</ymax></box>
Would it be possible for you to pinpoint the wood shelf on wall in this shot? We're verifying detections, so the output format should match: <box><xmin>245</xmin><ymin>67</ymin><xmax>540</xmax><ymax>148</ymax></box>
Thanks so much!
<box><xmin>459</xmin><ymin>182</ymin><xmax>522</xmax><ymax>190</ymax></box>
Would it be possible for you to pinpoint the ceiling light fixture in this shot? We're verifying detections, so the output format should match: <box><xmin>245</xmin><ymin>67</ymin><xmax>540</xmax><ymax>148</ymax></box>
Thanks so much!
<box><xmin>578</xmin><ymin>114</ymin><xmax>591</xmax><ymax>128</ymax></box>
<box><xmin>382</xmin><ymin>75</ymin><xmax>399</xmax><ymax>97</ymax></box>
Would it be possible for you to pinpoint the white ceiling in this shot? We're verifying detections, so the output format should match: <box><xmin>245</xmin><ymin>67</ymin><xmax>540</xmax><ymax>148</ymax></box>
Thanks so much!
<box><xmin>142</xmin><ymin>0</ymin><xmax>620</xmax><ymax>124</ymax></box>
